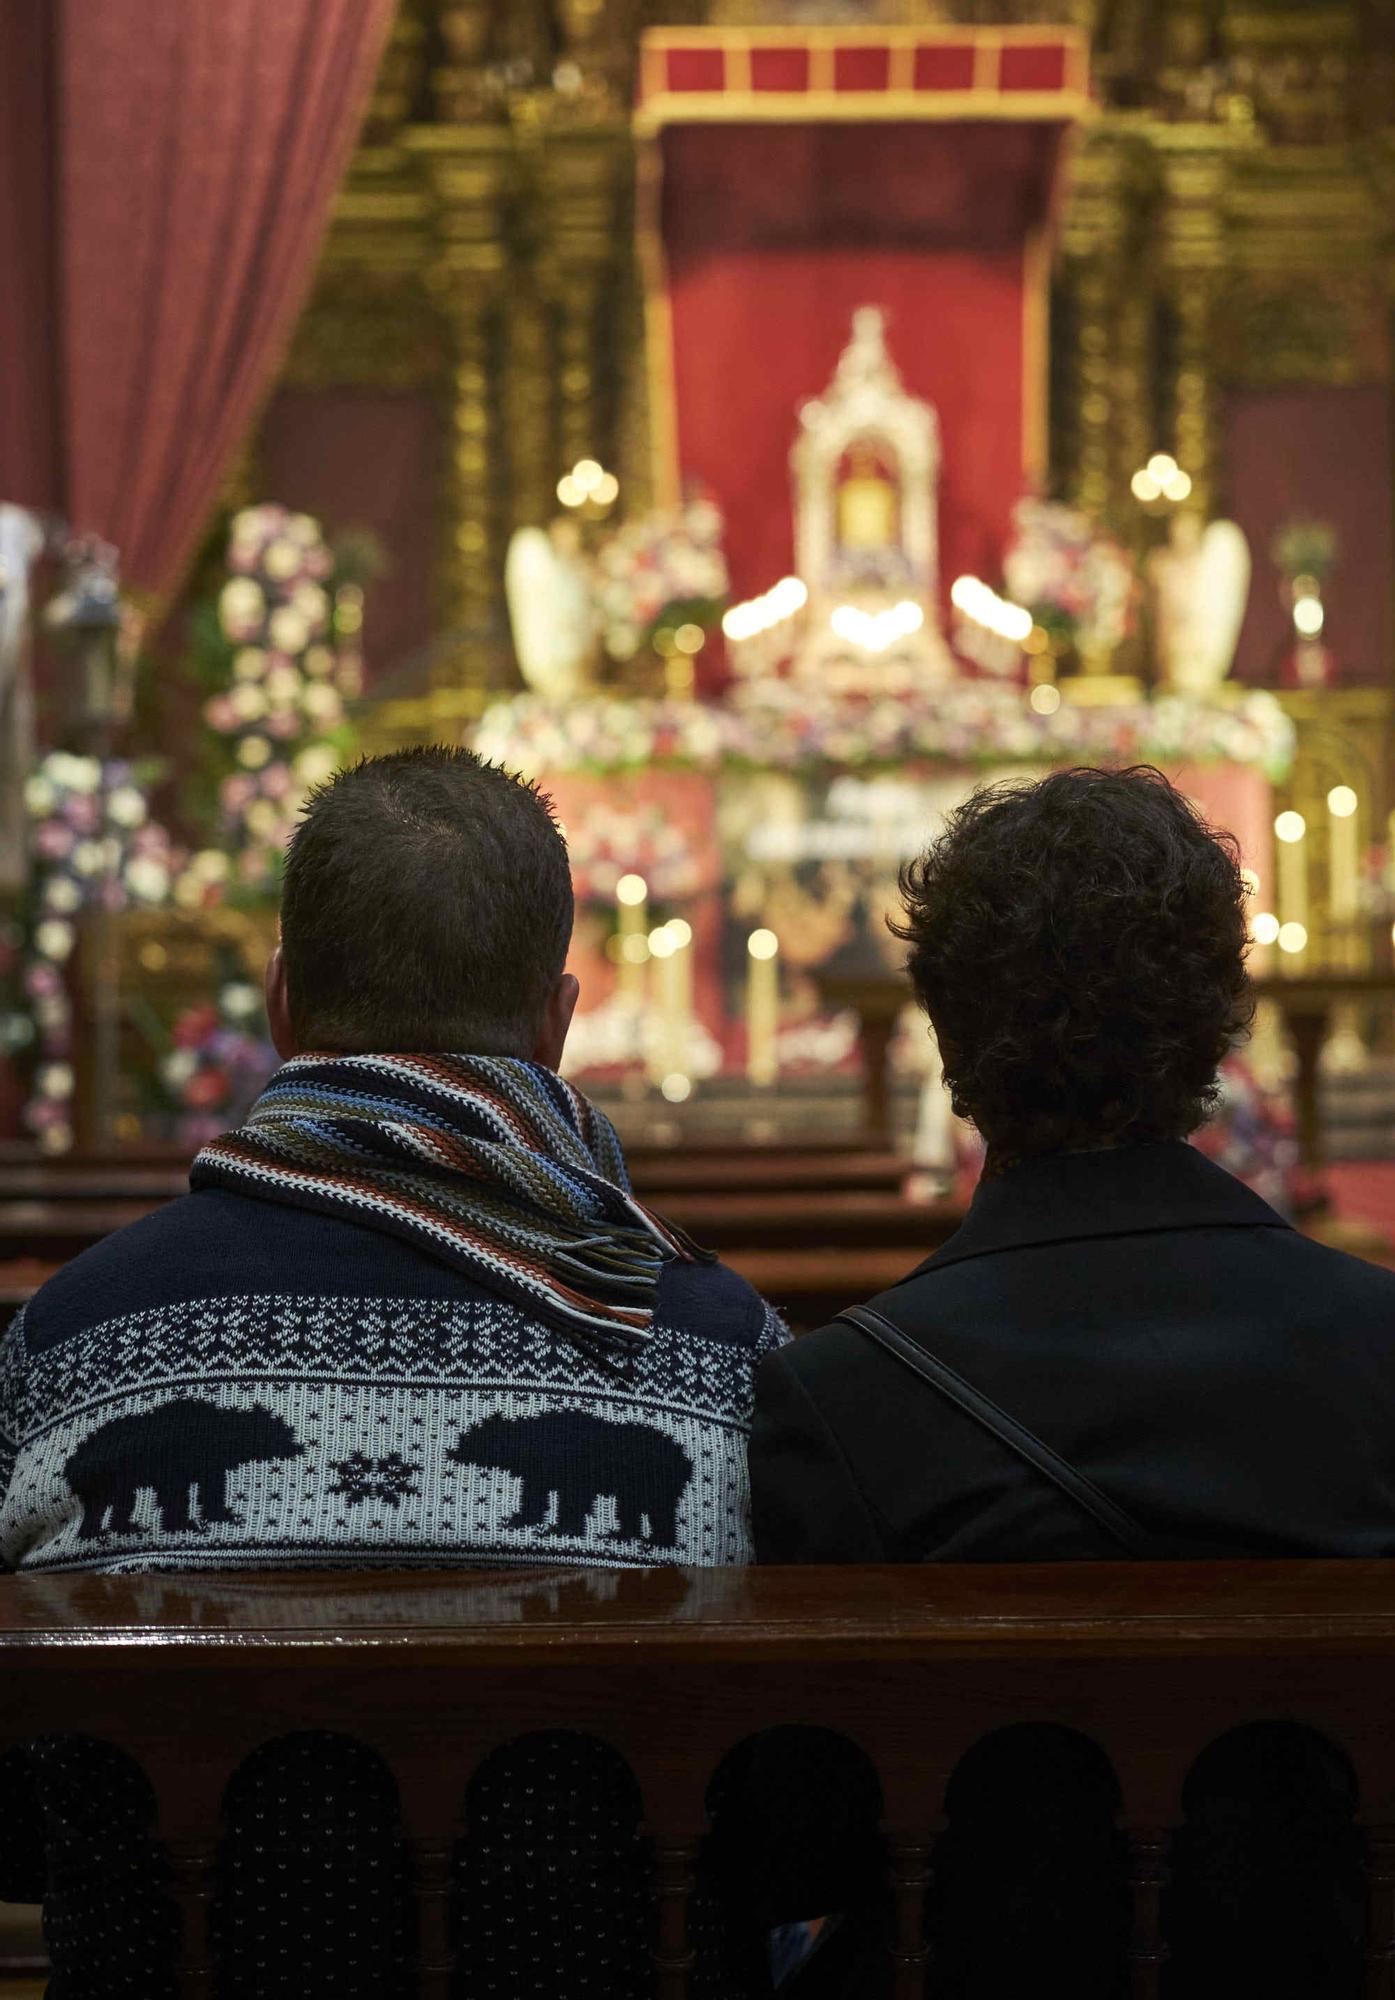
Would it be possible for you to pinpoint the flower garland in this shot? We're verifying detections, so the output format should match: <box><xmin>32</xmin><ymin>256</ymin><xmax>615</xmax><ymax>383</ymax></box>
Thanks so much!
<box><xmin>473</xmin><ymin>681</ymin><xmax>1295</xmax><ymax>783</ymax></box>
<box><xmin>565</xmin><ymin>802</ymin><xmax>703</xmax><ymax>903</ymax></box>
<box><xmin>203</xmin><ymin>504</ymin><xmax>361</xmax><ymax>891</ymax></box>
<box><xmin>594</xmin><ymin>492</ymin><xmax>728</xmax><ymax>661</ymax></box>
<box><xmin>18</xmin><ymin>754</ymin><xmax>184</xmax><ymax>1150</ymax></box>
<box><xmin>1003</xmin><ymin>499</ymin><xmax>1138</xmax><ymax>653</ymax></box>
<box><xmin>157</xmin><ymin>983</ymin><xmax>276</xmax><ymax>1150</ymax></box>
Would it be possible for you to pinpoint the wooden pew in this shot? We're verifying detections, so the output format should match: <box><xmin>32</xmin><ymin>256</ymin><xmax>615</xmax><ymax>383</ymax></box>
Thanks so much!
<box><xmin>6</xmin><ymin>1562</ymin><xmax>1395</xmax><ymax>1996</ymax></box>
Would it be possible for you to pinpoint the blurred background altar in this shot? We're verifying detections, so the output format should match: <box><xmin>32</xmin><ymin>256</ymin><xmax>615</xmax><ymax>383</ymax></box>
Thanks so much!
<box><xmin>3</xmin><ymin>0</ymin><xmax>1395</xmax><ymax>1314</ymax></box>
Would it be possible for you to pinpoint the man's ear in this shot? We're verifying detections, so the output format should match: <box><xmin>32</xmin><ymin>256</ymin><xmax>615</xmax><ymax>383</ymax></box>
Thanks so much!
<box><xmin>264</xmin><ymin>945</ymin><xmax>299</xmax><ymax>1061</ymax></box>
<box><xmin>532</xmin><ymin>973</ymin><xmax>580</xmax><ymax>1071</ymax></box>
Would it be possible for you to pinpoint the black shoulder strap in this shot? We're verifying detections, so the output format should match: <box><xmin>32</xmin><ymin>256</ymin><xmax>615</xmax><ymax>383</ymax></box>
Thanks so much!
<box><xmin>835</xmin><ymin>1301</ymin><xmax>1161</xmax><ymax>1559</ymax></box>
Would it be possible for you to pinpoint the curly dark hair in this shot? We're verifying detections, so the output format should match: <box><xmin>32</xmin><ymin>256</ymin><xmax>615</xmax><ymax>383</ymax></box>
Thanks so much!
<box><xmin>891</xmin><ymin>766</ymin><xmax>1253</xmax><ymax>1162</ymax></box>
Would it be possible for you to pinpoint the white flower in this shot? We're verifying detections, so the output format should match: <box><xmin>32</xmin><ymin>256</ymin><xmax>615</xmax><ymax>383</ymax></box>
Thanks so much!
<box><xmin>162</xmin><ymin>1050</ymin><xmax>197</xmax><ymax>1087</ymax></box>
<box><xmin>125</xmin><ymin>857</ymin><xmax>170</xmax><ymax>902</ymax></box>
<box><xmin>220</xmin><ymin>577</ymin><xmax>265</xmax><ymax>635</ymax></box>
<box><xmin>287</xmin><ymin>513</ymin><xmax>322</xmax><ymax>548</ymax></box>
<box><xmin>233</xmin><ymin>647</ymin><xmax>267</xmax><ymax>682</ymax></box>
<box><xmin>268</xmin><ymin>605</ymin><xmax>309</xmax><ymax>652</ymax></box>
<box><xmin>265</xmin><ymin>664</ymin><xmax>301</xmax><ymax>704</ymax></box>
<box><xmin>34</xmin><ymin>919</ymin><xmax>75</xmax><ymax>960</ymax></box>
<box><xmin>263</xmin><ymin>539</ymin><xmax>302</xmax><ymax>582</ymax></box>
<box><xmin>220</xmin><ymin>981</ymin><xmax>260</xmax><ymax>1021</ymax></box>
<box><xmin>291</xmin><ymin>582</ymin><xmax>328</xmax><ymax>629</ymax></box>
<box><xmin>301</xmin><ymin>683</ymin><xmax>342</xmax><ymax>723</ymax></box>
<box><xmin>44</xmin><ymin>877</ymin><xmax>82</xmax><ymax>914</ymax></box>
<box><xmin>47</xmin><ymin>752</ymin><xmax>101</xmax><ymax>793</ymax></box>
<box><xmin>107</xmin><ymin>785</ymin><xmax>146</xmax><ymax>828</ymax></box>
<box><xmin>37</xmin><ymin>1062</ymin><xmax>74</xmax><ymax>1099</ymax></box>
<box><xmin>23</xmin><ymin>775</ymin><xmax>56</xmax><ymax>816</ymax></box>
<box><xmin>231</xmin><ymin>682</ymin><xmax>268</xmax><ymax>722</ymax></box>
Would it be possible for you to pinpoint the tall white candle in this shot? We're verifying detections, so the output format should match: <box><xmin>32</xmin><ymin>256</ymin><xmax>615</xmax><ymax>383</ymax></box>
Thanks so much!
<box><xmin>1327</xmin><ymin>786</ymin><xmax>1359</xmax><ymax>968</ymax></box>
<box><xmin>615</xmin><ymin>872</ymin><xmax>648</xmax><ymax>1006</ymax></box>
<box><xmin>747</xmin><ymin>929</ymin><xmax>779</xmax><ymax>1087</ymax></box>
<box><xmin>1274</xmin><ymin>810</ymin><xmax>1308</xmax><ymax>968</ymax></box>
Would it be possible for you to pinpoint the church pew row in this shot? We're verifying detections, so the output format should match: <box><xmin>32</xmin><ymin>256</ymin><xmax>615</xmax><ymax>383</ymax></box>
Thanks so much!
<box><xmin>0</xmin><ymin>1188</ymin><xmax>962</xmax><ymax>1269</ymax></box>
<box><xmin>0</xmin><ymin>1242</ymin><xmax>936</xmax><ymax>1339</ymax></box>
<box><xmin>7</xmin><ymin>1561</ymin><xmax>1395</xmax><ymax>1996</ymax></box>
<box><xmin>0</xmin><ymin>1147</ymin><xmax>910</xmax><ymax>1205</ymax></box>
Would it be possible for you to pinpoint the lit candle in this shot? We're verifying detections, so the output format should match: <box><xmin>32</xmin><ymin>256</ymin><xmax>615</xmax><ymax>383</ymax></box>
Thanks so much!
<box><xmin>1327</xmin><ymin>785</ymin><xmax>1359</xmax><ymax>968</ymax></box>
<box><xmin>1274</xmin><ymin>810</ymin><xmax>1308</xmax><ymax>968</ymax></box>
<box><xmin>747</xmin><ymin>928</ymin><xmax>779</xmax><ymax>1087</ymax></box>
<box><xmin>615</xmin><ymin>872</ymin><xmax>648</xmax><ymax>1004</ymax></box>
<box><xmin>648</xmin><ymin>922</ymin><xmax>684</xmax><ymax>1086</ymax></box>
<box><xmin>668</xmin><ymin>917</ymin><xmax>693</xmax><ymax>1054</ymax></box>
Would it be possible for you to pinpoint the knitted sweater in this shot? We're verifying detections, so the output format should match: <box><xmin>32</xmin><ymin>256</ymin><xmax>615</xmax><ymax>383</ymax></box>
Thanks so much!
<box><xmin>0</xmin><ymin>1186</ymin><xmax>786</xmax><ymax>1573</ymax></box>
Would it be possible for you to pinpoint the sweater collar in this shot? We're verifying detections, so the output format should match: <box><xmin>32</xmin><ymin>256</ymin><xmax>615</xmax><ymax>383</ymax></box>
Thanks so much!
<box><xmin>903</xmin><ymin>1140</ymin><xmax>1289</xmax><ymax>1283</ymax></box>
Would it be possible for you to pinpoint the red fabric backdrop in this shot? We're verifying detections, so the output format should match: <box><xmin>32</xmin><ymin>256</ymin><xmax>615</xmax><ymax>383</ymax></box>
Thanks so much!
<box><xmin>656</xmin><ymin>120</ymin><xmax>1065</xmax><ymax>607</ymax></box>
<box><xmin>1224</xmin><ymin>385</ymin><xmax>1394</xmax><ymax>687</ymax></box>
<box><xmin>257</xmin><ymin>388</ymin><xmax>441</xmax><ymax>685</ymax></box>
<box><xmin>0</xmin><ymin>0</ymin><xmax>395</xmax><ymax>605</ymax></box>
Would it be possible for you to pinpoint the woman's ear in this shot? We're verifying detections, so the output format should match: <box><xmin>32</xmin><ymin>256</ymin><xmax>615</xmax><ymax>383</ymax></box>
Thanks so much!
<box><xmin>264</xmin><ymin>945</ymin><xmax>298</xmax><ymax>1061</ymax></box>
<box><xmin>533</xmin><ymin>973</ymin><xmax>580</xmax><ymax>1071</ymax></box>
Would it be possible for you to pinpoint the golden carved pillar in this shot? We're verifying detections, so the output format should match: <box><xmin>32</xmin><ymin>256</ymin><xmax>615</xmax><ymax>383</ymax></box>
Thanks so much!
<box><xmin>405</xmin><ymin>128</ymin><xmax>513</xmax><ymax>683</ymax></box>
<box><xmin>1154</xmin><ymin>129</ymin><xmax>1248</xmax><ymax>519</ymax></box>
<box><xmin>1059</xmin><ymin>129</ymin><xmax>1151</xmax><ymax>522</ymax></box>
<box><xmin>538</xmin><ymin>124</ymin><xmax>632</xmax><ymax>485</ymax></box>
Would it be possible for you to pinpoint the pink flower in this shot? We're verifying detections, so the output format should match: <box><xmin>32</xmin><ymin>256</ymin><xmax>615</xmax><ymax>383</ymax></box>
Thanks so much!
<box><xmin>34</xmin><ymin>822</ymin><xmax>73</xmax><ymax>859</ymax></box>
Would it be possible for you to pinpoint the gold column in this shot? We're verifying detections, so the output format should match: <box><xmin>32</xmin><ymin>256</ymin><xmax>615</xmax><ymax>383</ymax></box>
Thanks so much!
<box><xmin>540</xmin><ymin>125</ymin><xmax>631</xmax><ymax>485</ymax></box>
<box><xmin>1154</xmin><ymin>129</ymin><xmax>1247</xmax><ymax>519</ymax></box>
<box><xmin>1058</xmin><ymin>128</ymin><xmax>1154</xmax><ymax>522</ymax></box>
<box><xmin>405</xmin><ymin>127</ymin><xmax>514</xmax><ymax>681</ymax></box>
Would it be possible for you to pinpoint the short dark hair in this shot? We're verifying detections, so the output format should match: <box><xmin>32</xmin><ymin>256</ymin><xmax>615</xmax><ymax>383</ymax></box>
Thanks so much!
<box><xmin>891</xmin><ymin>765</ymin><xmax>1253</xmax><ymax>1161</ymax></box>
<box><xmin>281</xmin><ymin>746</ymin><xmax>573</xmax><ymax>1055</ymax></box>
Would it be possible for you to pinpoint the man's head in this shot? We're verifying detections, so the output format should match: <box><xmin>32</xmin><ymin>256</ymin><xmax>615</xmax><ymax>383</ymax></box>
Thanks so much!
<box><xmin>892</xmin><ymin>765</ymin><xmax>1252</xmax><ymax>1163</ymax></box>
<box><xmin>266</xmin><ymin>746</ymin><xmax>577</xmax><ymax>1065</ymax></box>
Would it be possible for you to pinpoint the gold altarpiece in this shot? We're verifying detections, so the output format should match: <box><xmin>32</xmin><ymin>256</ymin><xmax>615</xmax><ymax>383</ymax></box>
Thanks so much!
<box><xmin>268</xmin><ymin>0</ymin><xmax>1395</xmax><ymax>867</ymax></box>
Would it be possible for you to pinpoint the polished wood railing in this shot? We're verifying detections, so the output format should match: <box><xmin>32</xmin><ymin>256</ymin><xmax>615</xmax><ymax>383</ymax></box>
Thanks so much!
<box><xmin>7</xmin><ymin>1561</ymin><xmax>1395</xmax><ymax>1997</ymax></box>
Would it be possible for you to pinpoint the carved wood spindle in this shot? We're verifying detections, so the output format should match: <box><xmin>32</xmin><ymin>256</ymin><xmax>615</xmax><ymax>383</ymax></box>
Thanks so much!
<box><xmin>166</xmin><ymin>1836</ymin><xmax>217</xmax><ymax>2000</ymax></box>
<box><xmin>888</xmin><ymin>1834</ymin><xmax>932</xmax><ymax>1998</ymax></box>
<box><xmin>652</xmin><ymin>1837</ymin><xmax>697</xmax><ymax>1999</ymax></box>
<box><xmin>1125</xmin><ymin>1826</ymin><xmax>1171</xmax><ymax>1999</ymax></box>
<box><xmin>1364</xmin><ymin>1823</ymin><xmax>1395</xmax><ymax>1999</ymax></box>
<box><xmin>410</xmin><ymin>1835</ymin><xmax>457</xmax><ymax>1998</ymax></box>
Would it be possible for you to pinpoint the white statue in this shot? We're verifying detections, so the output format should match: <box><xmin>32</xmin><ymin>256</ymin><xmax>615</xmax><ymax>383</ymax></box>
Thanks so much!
<box><xmin>1148</xmin><ymin>513</ymin><xmax>1251</xmax><ymax>694</ymax></box>
<box><xmin>504</xmin><ymin>519</ymin><xmax>600</xmax><ymax>701</ymax></box>
<box><xmin>0</xmin><ymin>505</ymin><xmax>45</xmax><ymax>891</ymax></box>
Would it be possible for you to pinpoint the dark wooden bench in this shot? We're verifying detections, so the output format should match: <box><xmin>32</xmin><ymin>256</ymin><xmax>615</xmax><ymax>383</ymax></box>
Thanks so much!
<box><xmin>7</xmin><ymin>1562</ymin><xmax>1395</xmax><ymax>1996</ymax></box>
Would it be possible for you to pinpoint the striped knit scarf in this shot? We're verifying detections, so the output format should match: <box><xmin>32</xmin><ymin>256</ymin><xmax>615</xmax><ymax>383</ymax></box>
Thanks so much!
<box><xmin>190</xmin><ymin>1054</ymin><xmax>709</xmax><ymax>1352</ymax></box>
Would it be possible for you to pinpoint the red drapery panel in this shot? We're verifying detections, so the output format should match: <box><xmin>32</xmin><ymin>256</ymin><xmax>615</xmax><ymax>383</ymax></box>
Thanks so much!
<box><xmin>0</xmin><ymin>0</ymin><xmax>61</xmax><ymax>512</ymax></box>
<box><xmin>0</xmin><ymin>0</ymin><xmax>395</xmax><ymax>602</ymax></box>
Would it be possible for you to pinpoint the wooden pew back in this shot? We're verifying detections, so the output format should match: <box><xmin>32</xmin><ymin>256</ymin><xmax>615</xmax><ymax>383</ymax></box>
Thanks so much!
<box><xmin>6</xmin><ymin>1561</ymin><xmax>1395</xmax><ymax>1996</ymax></box>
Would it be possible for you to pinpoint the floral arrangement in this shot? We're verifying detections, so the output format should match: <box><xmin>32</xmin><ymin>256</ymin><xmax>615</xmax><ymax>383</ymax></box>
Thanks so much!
<box><xmin>17</xmin><ymin>754</ymin><xmax>183</xmax><ymax>1150</ymax></box>
<box><xmin>1191</xmin><ymin>1054</ymin><xmax>1305</xmax><ymax>1219</ymax></box>
<box><xmin>565</xmin><ymin>802</ymin><xmax>703</xmax><ymax>903</ymax></box>
<box><xmin>950</xmin><ymin>1054</ymin><xmax>1303</xmax><ymax>1216</ymax></box>
<box><xmin>474</xmin><ymin>681</ymin><xmax>1295</xmax><ymax>783</ymax></box>
<box><xmin>1271</xmin><ymin>516</ymin><xmax>1338</xmax><ymax>589</ymax></box>
<box><xmin>156</xmin><ymin>981</ymin><xmax>276</xmax><ymax>1149</ymax></box>
<box><xmin>1003</xmin><ymin>499</ymin><xmax>1138</xmax><ymax>654</ymax></box>
<box><xmin>594</xmin><ymin>492</ymin><xmax>728</xmax><ymax>662</ymax></box>
<box><xmin>197</xmin><ymin>504</ymin><xmax>364</xmax><ymax>892</ymax></box>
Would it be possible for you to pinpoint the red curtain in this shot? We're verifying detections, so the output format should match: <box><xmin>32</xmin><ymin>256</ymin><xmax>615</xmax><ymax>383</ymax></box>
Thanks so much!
<box><xmin>654</xmin><ymin>119</ymin><xmax>1066</xmax><ymax>609</ymax></box>
<box><xmin>0</xmin><ymin>0</ymin><xmax>395</xmax><ymax>603</ymax></box>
